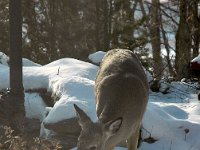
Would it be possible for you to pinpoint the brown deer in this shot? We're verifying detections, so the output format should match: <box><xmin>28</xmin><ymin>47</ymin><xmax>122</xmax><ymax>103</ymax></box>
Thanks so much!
<box><xmin>74</xmin><ymin>49</ymin><xmax>149</xmax><ymax>150</ymax></box>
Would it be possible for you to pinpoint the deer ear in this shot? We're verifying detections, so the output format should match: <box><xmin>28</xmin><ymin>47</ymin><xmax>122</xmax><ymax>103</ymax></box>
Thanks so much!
<box><xmin>104</xmin><ymin>117</ymin><xmax>123</xmax><ymax>136</ymax></box>
<box><xmin>74</xmin><ymin>104</ymin><xmax>92</xmax><ymax>128</ymax></box>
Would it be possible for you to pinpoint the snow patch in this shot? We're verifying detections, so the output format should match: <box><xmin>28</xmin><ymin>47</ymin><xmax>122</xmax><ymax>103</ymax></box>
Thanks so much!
<box><xmin>191</xmin><ymin>54</ymin><xmax>200</xmax><ymax>64</ymax></box>
<box><xmin>0</xmin><ymin>52</ymin><xmax>9</xmax><ymax>65</ymax></box>
<box><xmin>88</xmin><ymin>51</ymin><xmax>106</xmax><ymax>64</ymax></box>
<box><xmin>24</xmin><ymin>93</ymin><xmax>47</xmax><ymax>121</ymax></box>
<box><xmin>22</xmin><ymin>58</ymin><xmax>41</xmax><ymax>66</ymax></box>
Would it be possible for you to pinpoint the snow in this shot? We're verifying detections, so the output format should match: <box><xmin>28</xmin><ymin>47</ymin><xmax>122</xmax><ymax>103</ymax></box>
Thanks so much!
<box><xmin>141</xmin><ymin>102</ymin><xmax>200</xmax><ymax>150</ymax></box>
<box><xmin>0</xmin><ymin>64</ymin><xmax>9</xmax><ymax>88</ymax></box>
<box><xmin>22</xmin><ymin>58</ymin><xmax>41</xmax><ymax>66</ymax></box>
<box><xmin>144</xmin><ymin>68</ymin><xmax>153</xmax><ymax>83</ymax></box>
<box><xmin>0</xmin><ymin>56</ymin><xmax>98</xmax><ymax>123</ymax></box>
<box><xmin>45</xmin><ymin>75</ymin><xmax>97</xmax><ymax>123</ymax></box>
<box><xmin>0</xmin><ymin>52</ymin><xmax>9</xmax><ymax>65</ymax></box>
<box><xmin>24</xmin><ymin>93</ymin><xmax>47</xmax><ymax>121</ymax></box>
<box><xmin>144</xmin><ymin>0</ymin><xmax>170</xmax><ymax>3</ymax></box>
<box><xmin>88</xmin><ymin>51</ymin><xmax>106</xmax><ymax>64</ymax></box>
<box><xmin>191</xmin><ymin>54</ymin><xmax>200</xmax><ymax>64</ymax></box>
<box><xmin>0</xmin><ymin>52</ymin><xmax>41</xmax><ymax>66</ymax></box>
<box><xmin>1</xmin><ymin>51</ymin><xmax>200</xmax><ymax>150</ymax></box>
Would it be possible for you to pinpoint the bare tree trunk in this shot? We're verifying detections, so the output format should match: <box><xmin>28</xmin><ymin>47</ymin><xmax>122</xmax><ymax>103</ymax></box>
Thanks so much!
<box><xmin>175</xmin><ymin>0</ymin><xmax>191</xmax><ymax>80</ymax></box>
<box><xmin>149</xmin><ymin>0</ymin><xmax>163</xmax><ymax>80</ymax></box>
<box><xmin>49</xmin><ymin>0</ymin><xmax>57</xmax><ymax>61</ymax></box>
<box><xmin>95</xmin><ymin>0</ymin><xmax>101</xmax><ymax>50</ymax></box>
<box><xmin>103</xmin><ymin>0</ymin><xmax>110</xmax><ymax>50</ymax></box>
<box><xmin>108</xmin><ymin>0</ymin><xmax>112</xmax><ymax>47</ymax></box>
<box><xmin>160</xmin><ymin>14</ymin><xmax>176</xmax><ymax>77</ymax></box>
<box><xmin>23</xmin><ymin>0</ymin><xmax>39</xmax><ymax>60</ymax></box>
<box><xmin>9</xmin><ymin>0</ymin><xmax>25</xmax><ymax>132</ymax></box>
<box><xmin>190</xmin><ymin>0</ymin><xmax>200</xmax><ymax>58</ymax></box>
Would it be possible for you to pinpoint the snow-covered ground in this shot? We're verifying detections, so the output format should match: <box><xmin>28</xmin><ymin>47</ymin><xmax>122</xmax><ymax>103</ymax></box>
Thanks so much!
<box><xmin>1</xmin><ymin>52</ymin><xmax>200</xmax><ymax>150</ymax></box>
<box><xmin>192</xmin><ymin>54</ymin><xmax>200</xmax><ymax>64</ymax></box>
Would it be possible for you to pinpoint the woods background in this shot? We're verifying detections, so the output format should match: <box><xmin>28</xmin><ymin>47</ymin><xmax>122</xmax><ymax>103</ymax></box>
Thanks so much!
<box><xmin>0</xmin><ymin>0</ymin><xmax>200</xmax><ymax>80</ymax></box>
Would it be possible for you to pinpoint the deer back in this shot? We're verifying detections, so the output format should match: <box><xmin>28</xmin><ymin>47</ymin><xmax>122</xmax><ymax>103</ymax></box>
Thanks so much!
<box><xmin>95</xmin><ymin>49</ymin><xmax>149</xmax><ymax>139</ymax></box>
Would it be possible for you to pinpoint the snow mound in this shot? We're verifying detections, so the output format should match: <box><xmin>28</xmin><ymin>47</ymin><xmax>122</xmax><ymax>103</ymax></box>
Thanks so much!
<box><xmin>88</xmin><ymin>51</ymin><xmax>106</xmax><ymax>64</ymax></box>
<box><xmin>0</xmin><ymin>52</ymin><xmax>41</xmax><ymax>66</ymax></box>
<box><xmin>24</xmin><ymin>93</ymin><xmax>47</xmax><ymax>121</ymax></box>
<box><xmin>0</xmin><ymin>64</ymin><xmax>9</xmax><ymax>89</ymax></box>
<box><xmin>191</xmin><ymin>55</ymin><xmax>200</xmax><ymax>64</ymax></box>
<box><xmin>23</xmin><ymin>58</ymin><xmax>41</xmax><ymax>66</ymax></box>
<box><xmin>162</xmin><ymin>105</ymin><xmax>188</xmax><ymax>119</ymax></box>
<box><xmin>144</xmin><ymin>68</ymin><xmax>153</xmax><ymax>83</ymax></box>
<box><xmin>0</xmin><ymin>57</ymin><xmax>99</xmax><ymax>123</ymax></box>
<box><xmin>142</xmin><ymin>102</ymin><xmax>200</xmax><ymax>150</ymax></box>
<box><xmin>45</xmin><ymin>75</ymin><xmax>97</xmax><ymax>123</ymax></box>
<box><xmin>0</xmin><ymin>52</ymin><xmax>9</xmax><ymax>65</ymax></box>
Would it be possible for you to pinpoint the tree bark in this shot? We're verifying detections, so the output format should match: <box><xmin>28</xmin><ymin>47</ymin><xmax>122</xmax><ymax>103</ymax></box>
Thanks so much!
<box><xmin>23</xmin><ymin>0</ymin><xmax>39</xmax><ymax>60</ymax></box>
<box><xmin>9</xmin><ymin>0</ymin><xmax>25</xmax><ymax>132</ymax></box>
<box><xmin>190</xmin><ymin>0</ymin><xmax>200</xmax><ymax>58</ymax></box>
<box><xmin>103</xmin><ymin>0</ymin><xmax>110</xmax><ymax>50</ymax></box>
<box><xmin>49</xmin><ymin>0</ymin><xmax>57</xmax><ymax>61</ymax></box>
<box><xmin>95</xmin><ymin>0</ymin><xmax>101</xmax><ymax>50</ymax></box>
<box><xmin>175</xmin><ymin>0</ymin><xmax>191</xmax><ymax>80</ymax></box>
<box><xmin>160</xmin><ymin>18</ymin><xmax>176</xmax><ymax>77</ymax></box>
<box><xmin>149</xmin><ymin>0</ymin><xmax>163</xmax><ymax>80</ymax></box>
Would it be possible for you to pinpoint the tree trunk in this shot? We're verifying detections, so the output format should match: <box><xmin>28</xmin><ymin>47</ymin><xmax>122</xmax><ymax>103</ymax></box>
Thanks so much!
<box><xmin>103</xmin><ymin>0</ymin><xmax>110</xmax><ymax>50</ymax></box>
<box><xmin>95</xmin><ymin>0</ymin><xmax>101</xmax><ymax>50</ymax></box>
<box><xmin>175</xmin><ymin>0</ymin><xmax>191</xmax><ymax>80</ymax></box>
<box><xmin>23</xmin><ymin>0</ymin><xmax>39</xmax><ymax>60</ymax></box>
<box><xmin>149</xmin><ymin>0</ymin><xmax>163</xmax><ymax>80</ymax></box>
<box><xmin>9</xmin><ymin>0</ymin><xmax>25</xmax><ymax>132</ymax></box>
<box><xmin>191</xmin><ymin>0</ymin><xmax>200</xmax><ymax>58</ymax></box>
<box><xmin>160</xmin><ymin>14</ymin><xmax>176</xmax><ymax>77</ymax></box>
<box><xmin>108</xmin><ymin>0</ymin><xmax>112</xmax><ymax>49</ymax></box>
<box><xmin>49</xmin><ymin>0</ymin><xmax>57</xmax><ymax>61</ymax></box>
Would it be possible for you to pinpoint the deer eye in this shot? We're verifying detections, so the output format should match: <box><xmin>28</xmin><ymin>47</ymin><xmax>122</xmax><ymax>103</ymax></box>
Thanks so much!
<box><xmin>89</xmin><ymin>146</ymin><xmax>97</xmax><ymax>150</ymax></box>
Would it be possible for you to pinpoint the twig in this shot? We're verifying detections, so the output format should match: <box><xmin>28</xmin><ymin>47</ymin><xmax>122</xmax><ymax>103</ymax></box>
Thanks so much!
<box><xmin>57</xmin><ymin>67</ymin><xmax>60</xmax><ymax>75</ymax></box>
<box><xmin>141</xmin><ymin>126</ymin><xmax>152</xmax><ymax>137</ymax></box>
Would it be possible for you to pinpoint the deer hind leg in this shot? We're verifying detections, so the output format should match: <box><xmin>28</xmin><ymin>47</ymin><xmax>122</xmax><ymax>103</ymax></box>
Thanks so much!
<box><xmin>127</xmin><ymin>127</ymin><xmax>140</xmax><ymax>150</ymax></box>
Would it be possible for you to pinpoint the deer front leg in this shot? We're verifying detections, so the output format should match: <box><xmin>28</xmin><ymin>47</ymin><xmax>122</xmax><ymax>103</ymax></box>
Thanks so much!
<box><xmin>127</xmin><ymin>127</ymin><xmax>140</xmax><ymax>150</ymax></box>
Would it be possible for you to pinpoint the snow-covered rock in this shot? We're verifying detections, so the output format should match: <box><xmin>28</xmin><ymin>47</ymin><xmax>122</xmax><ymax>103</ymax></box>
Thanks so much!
<box><xmin>1</xmin><ymin>54</ymin><xmax>200</xmax><ymax>150</ymax></box>
<box><xmin>191</xmin><ymin>55</ymin><xmax>200</xmax><ymax>64</ymax></box>
<box><xmin>88</xmin><ymin>51</ymin><xmax>106</xmax><ymax>65</ymax></box>
<box><xmin>0</xmin><ymin>52</ymin><xmax>9</xmax><ymax>65</ymax></box>
<box><xmin>0</xmin><ymin>51</ymin><xmax>41</xmax><ymax>66</ymax></box>
<box><xmin>23</xmin><ymin>58</ymin><xmax>41</xmax><ymax>66</ymax></box>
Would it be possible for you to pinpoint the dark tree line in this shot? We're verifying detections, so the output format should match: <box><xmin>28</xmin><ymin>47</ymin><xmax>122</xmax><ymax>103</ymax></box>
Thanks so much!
<box><xmin>0</xmin><ymin>0</ymin><xmax>149</xmax><ymax>64</ymax></box>
<box><xmin>175</xmin><ymin>0</ymin><xmax>200</xmax><ymax>80</ymax></box>
<box><xmin>0</xmin><ymin>0</ymin><xmax>200</xmax><ymax>80</ymax></box>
